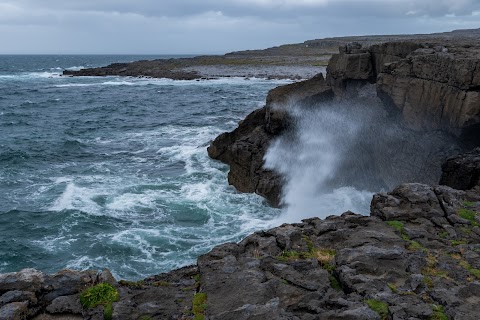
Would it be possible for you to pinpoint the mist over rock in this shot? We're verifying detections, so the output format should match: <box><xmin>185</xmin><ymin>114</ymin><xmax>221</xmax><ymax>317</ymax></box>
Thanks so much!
<box><xmin>209</xmin><ymin>35</ymin><xmax>480</xmax><ymax>211</ymax></box>
<box><xmin>208</xmin><ymin>74</ymin><xmax>335</xmax><ymax>207</ymax></box>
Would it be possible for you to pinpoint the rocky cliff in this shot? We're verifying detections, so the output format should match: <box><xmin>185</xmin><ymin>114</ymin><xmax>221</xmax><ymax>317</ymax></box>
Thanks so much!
<box><xmin>208</xmin><ymin>37</ymin><xmax>480</xmax><ymax>206</ymax></box>
<box><xmin>1</xmin><ymin>151</ymin><xmax>480</xmax><ymax>319</ymax></box>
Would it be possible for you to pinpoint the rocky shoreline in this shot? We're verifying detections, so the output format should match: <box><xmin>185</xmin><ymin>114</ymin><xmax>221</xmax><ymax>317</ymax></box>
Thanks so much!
<box><xmin>208</xmin><ymin>35</ymin><xmax>480</xmax><ymax>206</ymax></box>
<box><xmin>2</xmin><ymin>30</ymin><xmax>480</xmax><ymax>319</ymax></box>
<box><xmin>1</xmin><ymin>152</ymin><xmax>479</xmax><ymax>319</ymax></box>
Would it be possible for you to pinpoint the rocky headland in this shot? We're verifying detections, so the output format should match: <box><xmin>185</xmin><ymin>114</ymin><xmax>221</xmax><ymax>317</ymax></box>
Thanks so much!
<box><xmin>62</xmin><ymin>29</ymin><xmax>480</xmax><ymax>81</ymax></box>
<box><xmin>2</xmin><ymin>30</ymin><xmax>480</xmax><ymax>319</ymax></box>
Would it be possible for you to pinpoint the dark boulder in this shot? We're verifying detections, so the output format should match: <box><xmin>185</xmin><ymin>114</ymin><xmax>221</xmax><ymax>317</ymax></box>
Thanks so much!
<box><xmin>440</xmin><ymin>147</ymin><xmax>480</xmax><ymax>190</ymax></box>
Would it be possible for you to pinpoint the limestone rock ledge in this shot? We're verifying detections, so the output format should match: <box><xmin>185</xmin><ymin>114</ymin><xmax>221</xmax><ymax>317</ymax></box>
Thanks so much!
<box><xmin>209</xmin><ymin>37</ymin><xmax>480</xmax><ymax>206</ymax></box>
<box><xmin>1</xmin><ymin>152</ymin><xmax>480</xmax><ymax>319</ymax></box>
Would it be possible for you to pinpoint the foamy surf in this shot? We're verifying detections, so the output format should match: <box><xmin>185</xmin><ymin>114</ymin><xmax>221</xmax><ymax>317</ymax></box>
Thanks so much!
<box><xmin>0</xmin><ymin>54</ymin><xmax>293</xmax><ymax>280</ymax></box>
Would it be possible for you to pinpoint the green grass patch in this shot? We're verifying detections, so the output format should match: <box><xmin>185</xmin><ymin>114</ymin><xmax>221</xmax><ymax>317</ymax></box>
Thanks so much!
<box><xmin>423</xmin><ymin>276</ymin><xmax>434</xmax><ymax>289</ymax></box>
<box><xmin>386</xmin><ymin>221</ymin><xmax>426</xmax><ymax>251</ymax></box>
<box><xmin>80</xmin><ymin>283</ymin><xmax>119</xmax><ymax>320</ymax></box>
<box><xmin>462</xmin><ymin>201</ymin><xmax>475</xmax><ymax>207</ymax></box>
<box><xmin>387</xmin><ymin>220</ymin><xmax>405</xmax><ymax>232</ymax></box>
<box><xmin>192</xmin><ymin>292</ymin><xmax>207</xmax><ymax>320</ymax></box>
<box><xmin>422</xmin><ymin>254</ymin><xmax>449</xmax><ymax>279</ymax></box>
<box><xmin>458</xmin><ymin>208</ymin><xmax>479</xmax><ymax>227</ymax></box>
<box><xmin>458</xmin><ymin>208</ymin><xmax>476</xmax><ymax>221</ymax></box>
<box><xmin>458</xmin><ymin>259</ymin><xmax>480</xmax><ymax>280</ymax></box>
<box><xmin>104</xmin><ymin>303</ymin><xmax>113</xmax><ymax>320</ymax></box>
<box><xmin>430</xmin><ymin>304</ymin><xmax>448</xmax><ymax>320</ymax></box>
<box><xmin>408</xmin><ymin>241</ymin><xmax>424</xmax><ymax>251</ymax></box>
<box><xmin>365</xmin><ymin>299</ymin><xmax>388</xmax><ymax>320</ymax></box>
<box><xmin>303</xmin><ymin>235</ymin><xmax>315</xmax><ymax>253</ymax></box>
<box><xmin>387</xmin><ymin>283</ymin><xmax>398</xmax><ymax>293</ymax></box>
<box><xmin>438</xmin><ymin>231</ymin><xmax>449</xmax><ymax>239</ymax></box>
<box><xmin>451</xmin><ymin>240</ymin><xmax>468</xmax><ymax>246</ymax></box>
<box><xmin>80</xmin><ymin>283</ymin><xmax>119</xmax><ymax>309</ymax></box>
<box><xmin>329</xmin><ymin>275</ymin><xmax>342</xmax><ymax>291</ymax></box>
<box><xmin>277</xmin><ymin>250</ymin><xmax>302</xmax><ymax>261</ymax></box>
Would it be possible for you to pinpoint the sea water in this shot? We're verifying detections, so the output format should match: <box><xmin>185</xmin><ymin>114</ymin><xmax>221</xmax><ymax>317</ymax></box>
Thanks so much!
<box><xmin>0</xmin><ymin>55</ymin><xmax>289</xmax><ymax>279</ymax></box>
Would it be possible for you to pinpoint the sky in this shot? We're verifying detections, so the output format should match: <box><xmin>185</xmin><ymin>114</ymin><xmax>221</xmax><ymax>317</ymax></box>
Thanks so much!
<box><xmin>0</xmin><ymin>0</ymin><xmax>479</xmax><ymax>54</ymax></box>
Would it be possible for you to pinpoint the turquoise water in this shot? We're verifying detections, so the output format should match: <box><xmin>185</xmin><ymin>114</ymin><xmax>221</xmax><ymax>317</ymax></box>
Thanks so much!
<box><xmin>0</xmin><ymin>55</ymin><xmax>287</xmax><ymax>279</ymax></box>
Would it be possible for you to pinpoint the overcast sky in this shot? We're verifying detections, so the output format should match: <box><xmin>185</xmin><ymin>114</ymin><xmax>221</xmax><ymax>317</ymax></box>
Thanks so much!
<box><xmin>0</xmin><ymin>0</ymin><xmax>479</xmax><ymax>54</ymax></box>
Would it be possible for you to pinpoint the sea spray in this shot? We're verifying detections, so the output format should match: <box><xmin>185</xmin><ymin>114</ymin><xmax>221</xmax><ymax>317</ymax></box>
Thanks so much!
<box><xmin>265</xmin><ymin>102</ymin><xmax>378</xmax><ymax>221</ymax></box>
<box><xmin>265</xmin><ymin>100</ymin><xmax>461</xmax><ymax>223</ymax></box>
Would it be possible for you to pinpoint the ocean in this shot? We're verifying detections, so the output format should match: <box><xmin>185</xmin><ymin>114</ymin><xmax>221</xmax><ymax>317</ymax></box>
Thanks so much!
<box><xmin>0</xmin><ymin>55</ymin><xmax>290</xmax><ymax>280</ymax></box>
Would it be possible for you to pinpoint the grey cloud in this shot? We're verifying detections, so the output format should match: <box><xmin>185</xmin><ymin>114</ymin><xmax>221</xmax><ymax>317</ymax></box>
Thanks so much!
<box><xmin>8</xmin><ymin>0</ymin><xmax>480</xmax><ymax>19</ymax></box>
<box><xmin>0</xmin><ymin>0</ymin><xmax>479</xmax><ymax>54</ymax></box>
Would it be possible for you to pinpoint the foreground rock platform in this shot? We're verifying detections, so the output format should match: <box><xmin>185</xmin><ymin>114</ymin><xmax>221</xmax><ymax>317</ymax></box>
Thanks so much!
<box><xmin>1</xmin><ymin>180</ymin><xmax>479</xmax><ymax>319</ymax></box>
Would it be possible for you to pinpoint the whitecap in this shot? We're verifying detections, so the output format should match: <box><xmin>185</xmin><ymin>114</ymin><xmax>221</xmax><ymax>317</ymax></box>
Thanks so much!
<box><xmin>65</xmin><ymin>66</ymin><xmax>85</xmax><ymax>71</ymax></box>
<box><xmin>54</xmin><ymin>83</ymin><xmax>94</xmax><ymax>88</ymax></box>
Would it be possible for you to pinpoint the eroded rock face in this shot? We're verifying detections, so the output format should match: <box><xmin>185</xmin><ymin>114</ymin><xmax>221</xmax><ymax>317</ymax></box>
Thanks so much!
<box><xmin>376</xmin><ymin>41</ymin><xmax>480</xmax><ymax>140</ymax></box>
<box><xmin>210</xmin><ymin>38</ymin><xmax>478</xmax><ymax>207</ymax></box>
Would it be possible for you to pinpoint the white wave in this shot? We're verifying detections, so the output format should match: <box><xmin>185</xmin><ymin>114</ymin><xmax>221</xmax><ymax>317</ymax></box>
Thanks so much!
<box><xmin>53</xmin><ymin>76</ymin><xmax>291</xmax><ymax>89</ymax></box>
<box><xmin>49</xmin><ymin>182</ymin><xmax>100</xmax><ymax>213</ymax></box>
<box><xmin>32</xmin><ymin>235</ymin><xmax>76</xmax><ymax>252</ymax></box>
<box><xmin>180</xmin><ymin>182</ymin><xmax>213</xmax><ymax>202</ymax></box>
<box><xmin>54</xmin><ymin>83</ymin><xmax>94</xmax><ymax>88</ymax></box>
<box><xmin>28</xmin><ymin>71</ymin><xmax>62</xmax><ymax>78</ymax></box>
<box><xmin>102</xmin><ymin>81</ymin><xmax>136</xmax><ymax>86</ymax></box>
<box><xmin>66</xmin><ymin>255</ymin><xmax>108</xmax><ymax>271</ymax></box>
<box><xmin>65</xmin><ymin>66</ymin><xmax>85</xmax><ymax>71</ymax></box>
<box><xmin>53</xmin><ymin>177</ymin><xmax>73</xmax><ymax>184</ymax></box>
<box><xmin>106</xmin><ymin>192</ymin><xmax>159</xmax><ymax>211</ymax></box>
<box><xmin>265</xmin><ymin>102</ymin><xmax>379</xmax><ymax>222</ymax></box>
<box><xmin>111</xmin><ymin>229</ymin><xmax>162</xmax><ymax>260</ymax></box>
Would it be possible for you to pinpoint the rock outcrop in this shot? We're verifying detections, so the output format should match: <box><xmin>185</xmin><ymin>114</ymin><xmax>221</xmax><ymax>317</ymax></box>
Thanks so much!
<box><xmin>63</xmin><ymin>61</ymin><xmax>200</xmax><ymax>80</ymax></box>
<box><xmin>209</xmin><ymin>37</ymin><xmax>480</xmax><ymax>205</ymax></box>
<box><xmin>375</xmin><ymin>41</ymin><xmax>480</xmax><ymax>141</ymax></box>
<box><xmin>440</xmin><ymin>147</ymin><xmax>480</xmax><ymax>190</ymax></box>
